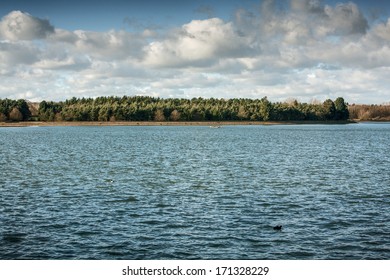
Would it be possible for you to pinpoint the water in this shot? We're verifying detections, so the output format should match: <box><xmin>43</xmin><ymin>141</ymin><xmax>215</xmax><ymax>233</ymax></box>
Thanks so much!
<box><xmin>1</xmin><ymin>123</ymin><xmax>389</xmax><ymax>260</ymax></box>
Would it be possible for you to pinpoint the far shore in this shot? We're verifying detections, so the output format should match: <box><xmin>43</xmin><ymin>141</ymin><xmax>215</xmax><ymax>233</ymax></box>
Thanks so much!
<box><xmin>0</xmin><ymin>120</ymin><xmax>360</xmax><ymax>127</ymax></box>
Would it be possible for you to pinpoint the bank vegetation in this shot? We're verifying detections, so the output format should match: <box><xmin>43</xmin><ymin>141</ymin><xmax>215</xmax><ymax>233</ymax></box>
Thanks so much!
<box><xmin>0</xmin><ymin>96</ymin><xmax>352</xmax><ymax>123</ymax></box>
<box><xmin>348</xmin><ymin>103</ymin><xmax>390</xmax><ymax>121</ymax></box>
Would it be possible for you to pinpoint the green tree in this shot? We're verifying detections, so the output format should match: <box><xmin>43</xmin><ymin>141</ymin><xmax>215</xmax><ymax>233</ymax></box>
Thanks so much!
<box><xmin>322</xmin><ymin>99</ymin><xmax>336</xmax><ymax>120</ymax></box>
<box><xmin>237</xmin><ymin>105</ymin><xmax>248</xmax><ymax>120</ymax></box>
<box><xmin>334</xmin><ymin>97</ymin><xmax>349</xmax><ymax>120</ymax></box>
<box><xmin>16</xmin><ymin>99</ymin><xmax>31</xmax><ymax>120</ymax></box>
<box><xmin>98</xmin><ymin>105</ymin><xmax>111</xmax><ymax>121</ymax></box>
<box><xmin>259</xmin><ymin>97</ymin><xmax>272</xmax><ymax>121</ymax></box>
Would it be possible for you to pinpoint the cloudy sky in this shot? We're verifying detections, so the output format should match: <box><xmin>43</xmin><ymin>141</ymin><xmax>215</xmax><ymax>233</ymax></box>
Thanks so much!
<box><xmin>1</xmin><ymin>0</ymin><xmax>390</xmax><ymax>104</ymax></box>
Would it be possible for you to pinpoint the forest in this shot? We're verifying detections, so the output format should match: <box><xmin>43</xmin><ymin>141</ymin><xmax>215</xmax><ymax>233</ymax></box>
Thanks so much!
<box><xmin>0</xmin><ymin>96</ymin><xmax>351</xmax><ymax>123</ymax></box>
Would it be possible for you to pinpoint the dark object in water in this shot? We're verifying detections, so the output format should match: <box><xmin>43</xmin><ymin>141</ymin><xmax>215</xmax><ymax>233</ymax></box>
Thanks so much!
<box><xmin>273</xmin><ymin>225</ymin><xmax>282</xmax><ymax>231</ymax></box>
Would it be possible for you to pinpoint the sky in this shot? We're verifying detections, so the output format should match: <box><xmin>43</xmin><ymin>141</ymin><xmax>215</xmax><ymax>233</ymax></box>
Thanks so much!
<box><xmin>1</xmin><ymin>0</ymin><xmax>390</xmax><ymax>104</ymax></box>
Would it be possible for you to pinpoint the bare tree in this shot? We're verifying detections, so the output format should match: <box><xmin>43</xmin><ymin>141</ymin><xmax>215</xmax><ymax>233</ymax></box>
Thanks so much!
<box><xmin>9</xmin><ymin>107</ymin><xmax>23</xmax><ymax>121</ymax></box>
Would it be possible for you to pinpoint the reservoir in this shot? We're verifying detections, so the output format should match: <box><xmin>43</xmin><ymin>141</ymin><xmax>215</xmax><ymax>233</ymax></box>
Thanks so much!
<box><xmin>1</xmin><ymin>123</ymin><xmax>389</xmax><ymax>259</ymax></box>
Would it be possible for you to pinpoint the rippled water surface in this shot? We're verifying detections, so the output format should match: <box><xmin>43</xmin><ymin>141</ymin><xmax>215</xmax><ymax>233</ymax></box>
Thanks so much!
<box><xmin>1</xmin><ymin>123</ymin><xmax>389</xmax><ymax>259</ymax></box>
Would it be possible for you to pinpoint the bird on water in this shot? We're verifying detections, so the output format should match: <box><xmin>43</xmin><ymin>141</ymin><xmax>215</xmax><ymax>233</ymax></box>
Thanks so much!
<box><xmin>273</xmin><ymin>225</ymin><xmax>282</xmax><ymax>231</ymax></box>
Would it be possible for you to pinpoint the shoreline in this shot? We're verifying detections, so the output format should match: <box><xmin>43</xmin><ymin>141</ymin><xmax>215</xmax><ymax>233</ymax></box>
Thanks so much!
<box><xmin>0</xmin><ymin>120</ymin><xmax>357</xmax><ymax>127</ymax></box>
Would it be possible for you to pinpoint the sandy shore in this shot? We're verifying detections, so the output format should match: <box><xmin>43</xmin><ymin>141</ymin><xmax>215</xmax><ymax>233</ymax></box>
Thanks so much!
<box><xmin>0</xmin><ymin>120</ymin><xmax>355</xmax><ymax>127</ymax></box>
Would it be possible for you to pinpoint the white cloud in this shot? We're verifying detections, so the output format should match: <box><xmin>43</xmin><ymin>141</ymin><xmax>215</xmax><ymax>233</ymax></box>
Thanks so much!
<box><xmin>0</xmin><ymin>11</ymin><xmax>54</xmax><ymax>40</ymax></box>
<box><xmin>143</xmin><ymin>18</ymin><xmax>254</xmax><ymax>67</ymax></box>
<box><xmin>1</xmin><ymin>1</ymin><xmax>390</xmax><ymax>104</ymax></box>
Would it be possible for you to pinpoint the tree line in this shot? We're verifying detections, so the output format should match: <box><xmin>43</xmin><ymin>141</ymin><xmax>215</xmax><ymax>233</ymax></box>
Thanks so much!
<box><xmin>1</xmin><ymin>96</ymin><xmax>349</xmax><ymax>122</ymax></box>
<box><xmin>348</xmin><ymin>104</ymin><xmax>390</xmax><ymax>121</ymax></box>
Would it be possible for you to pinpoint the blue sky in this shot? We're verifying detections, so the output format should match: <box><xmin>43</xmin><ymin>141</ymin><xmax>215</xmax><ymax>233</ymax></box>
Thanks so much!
<box><xmin>3</xmin><ymin>0</ymin><xmax>390</xmax><ymax>31</ymax></box>
<box><xmin>1</xmin><ymin>0</ymin><xmax>390</xmax><ymax>104</ymax></box>
<box><xmin>1</xmin><ymin>0</ymin><xmax>253</xmax><ymax>30</ymax></box>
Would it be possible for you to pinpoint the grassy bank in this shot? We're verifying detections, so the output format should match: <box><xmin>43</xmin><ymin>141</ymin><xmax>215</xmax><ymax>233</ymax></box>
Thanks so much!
<box><xmin>0</xmin><ymin>120</ymin><xmax>356</xmax><ymax>127</ymax></box>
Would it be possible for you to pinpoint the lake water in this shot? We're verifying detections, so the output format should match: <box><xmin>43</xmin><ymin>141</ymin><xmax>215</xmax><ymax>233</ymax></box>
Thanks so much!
<box><xmin>1</xmin><ymin>123</ymin><xmax>389</xmax><ymax>260</ymax></box>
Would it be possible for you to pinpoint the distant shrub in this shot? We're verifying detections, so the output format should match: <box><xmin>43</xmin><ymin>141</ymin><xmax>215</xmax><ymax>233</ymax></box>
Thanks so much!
<box><xmin>9</xmin><ymin>107</ymin><xmax>23</xmax><ymax>121</ymax></box>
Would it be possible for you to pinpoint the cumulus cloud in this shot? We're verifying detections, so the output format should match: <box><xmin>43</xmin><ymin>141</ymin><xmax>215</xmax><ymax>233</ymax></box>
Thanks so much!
<box><xmin>143</xmin><ymin>18</ymin><xmax>255</xmax><ymax>67</ymax></box>
<box><xmin>0</xmin><ymin>1</ymin><xmax>390</xmax><ymax>104</ymax></box>
<box><xmin>0</xmin><ymin>11</ymin><xmax>54</xmax><ymax>40</ymax></box>
<box><xmin>252</xmin><ymin>0</ymin><xmax>368</xmax><ymax>45</ymax></box>
<box><xmin>324</xmin><ymin>2</ymin><xmax>369</xmax><ymax>35</ymax></box>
